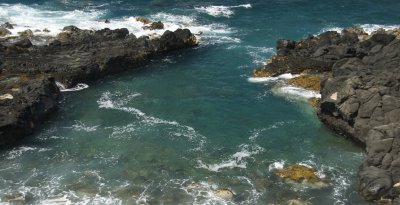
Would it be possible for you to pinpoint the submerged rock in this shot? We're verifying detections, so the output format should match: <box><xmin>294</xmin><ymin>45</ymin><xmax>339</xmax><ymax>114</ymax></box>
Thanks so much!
<box><xmin>273</xmin><ymin>164</ymin><xmax>329</xmax><ymax>188</ymax></box>
<box><xmin>214</xmin><ymin>188</ymin><xmax>234</xmax><ymax>200</ymax></box>
<box><xmin>287</xmin><ymin>199</ymin><xmax>312</xmax><ymax>205</ymax></box>
<box><xmin>273</xmin><ymin>164</ymin><xmax>320</xmax><ymax>182</ymax></box>
<box><xmin>3</xmin><ymin>192</ymin><xmax>25</xmax><ymax>202</ymax></box>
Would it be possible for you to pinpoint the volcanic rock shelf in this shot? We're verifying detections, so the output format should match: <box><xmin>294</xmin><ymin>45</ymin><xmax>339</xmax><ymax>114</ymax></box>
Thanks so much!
<box><xmin>0</xmin><ymin>26</ymin><xmax>197</xmax><ymax>145</ymax></box>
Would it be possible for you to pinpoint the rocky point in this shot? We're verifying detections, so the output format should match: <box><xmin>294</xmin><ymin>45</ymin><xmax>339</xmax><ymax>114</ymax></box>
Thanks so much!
<box><xmin>0</xmin><ymin>24</ymin><xmax>197</xmax><ymax>145</ymax></box>
<box><xmin>254</xmin><ymin>27</ymin><xmax>400</xmax><ymax>203</ymax></box>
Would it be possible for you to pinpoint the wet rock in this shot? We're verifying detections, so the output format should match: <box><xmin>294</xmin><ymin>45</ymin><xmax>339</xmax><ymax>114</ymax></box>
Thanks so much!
<box><xmin>3</xmin><ymin>192</ymin><xmax>25</xmax><ymax>202</ymax></box>
<box><xmin>43</xmin><ymin>28</ymin><xmax>50</xmax><ymax>33</ymax></box>
<box><xmin>273</xmin><ymin>164</ymin><xmax>320</xmax><ymax>182</ymax></box>
<box><xmin>0</xmin><ymin>77</ymin><xmax>60</xmax><ymax>145</ymax></box>
<box><xmin>214</xmin><ymin>188</ymin><xmax>234</xmax><ymax>200</ymax></box>
<box><xmin>287</xmin><ymin>199</ymin><xmax>312</xmax><ymax>205</ymax></box>
<box><xmin>0</xmin><ymin>27</ymin><xmax>11</xmax><ymax>36</ymax></box>
<box><xmin>1</xmin><ymin>22</ymin><xmax>14</xmax><ymax>29</ymax></box>
<box><xmin>136</xmin><ymin>16</ymin><xmax>152</xmax><ymax>24</ymax></box>
<box><xmin>104</xmin><ymin>19</ymin><xmax>110</xmax><ymax>23</ymax></box>
<box><xmin>287</xmin><ymin>75</ymin><xmax>321</xmax><ymax>91</ymax></box>
<box><xmin>143</xmin><ymin>21</ymin><xmax>164</xmax><ymax>30</ymax></box>
<box><xmin>308</xmin><ymin>97</ymin><xmax>320</xmax><ymax>107</ymax></box>
<box><xmin>253</xmin><ymin>68</ymin><xmax>272</xmax><ymax>77</ymax></box>
<box><xmin>13</xmin><ymin>38</ymin><xmax>33</xmax><ymax>48</ymax></box>
<box><xmin>359</xmin><ymin>166</ymin><xmax>392</xmax><ymax>200</ymax></box>
<box><xmin>273</xmin><ymin>164</ymin><xmax>329</xmax><ymax>188</ymax></box>
<box><xmin>18</xmin><ymin>29</ymin><xmax>34</xmax><ymax>38</ymax></box>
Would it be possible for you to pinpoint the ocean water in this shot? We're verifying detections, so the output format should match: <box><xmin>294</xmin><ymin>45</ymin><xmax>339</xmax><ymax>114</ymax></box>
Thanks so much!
<box><xmin>1</xmin><ymin>0</ymin><xmax>400</xmax><ymax>204</ymax></box>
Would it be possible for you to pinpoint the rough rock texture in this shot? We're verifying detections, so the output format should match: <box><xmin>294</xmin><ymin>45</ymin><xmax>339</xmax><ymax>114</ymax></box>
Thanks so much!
<box><xmin>0</xmin><ymin>25</ymin><xmax>197</xmax><ymax>145</ymax></box>
<box><xmin>1</xmin><ymin>26</ymin><xmax>197</xmax><ymax>87</ymax></box>
<box><xmin>255</xmin><ymin>28</ymin><xmax>400</xmax><ymax>202</ymax></box>
<box><xmin>0</xmin><ymin>77</ymin><xmax>59</xmax><ymax>145</ymax></box>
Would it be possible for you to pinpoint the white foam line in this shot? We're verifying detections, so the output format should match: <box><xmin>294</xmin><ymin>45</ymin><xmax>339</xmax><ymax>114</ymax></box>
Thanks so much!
<box><xmin>56</xmin><ymin>82</ymin><xmax>89</xmax><ymax>92</ymax></box>
<box><xmin>197</xmin><ymin>144</ymin><xmax>264</xmax><ymax>172</ymax></box>
<box><xmin>97</xmin><ymin>91</ymin><xmax>207</xmax><ymax>149</ymax></box>
<box><xmin>277</xmin><ymin>85</ymin><xmax>321</xmax><ymax>99</ymax></box>
<box><xmin>195</xmin><ymin>4</ymin><xmax>252</xmax><ymax>17</ymax></box>
<box><xmin>248</xmin><ymin>73</ymin><xmax>300</xmax><ymax>83</ymax></box>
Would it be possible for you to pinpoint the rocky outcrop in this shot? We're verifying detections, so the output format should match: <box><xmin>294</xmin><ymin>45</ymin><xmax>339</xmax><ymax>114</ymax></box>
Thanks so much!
<box><xmin>255</xmin><ymin>27</ymin><xmax>400</xmax><ymax>202</ymax></box>
<box><xmin>0</xmin><ymin>77</ymin><xmax>59</xmax><ymax>145</ymax></box>
<box><xmin>0</xmin><ymin>25</ymin><xmax>197</xmax><ymax>145</ymax></box>
<box><xmin>272</xmin><ymin>164</ymin><xmax>329</xmax><ymax>188</ymax></box>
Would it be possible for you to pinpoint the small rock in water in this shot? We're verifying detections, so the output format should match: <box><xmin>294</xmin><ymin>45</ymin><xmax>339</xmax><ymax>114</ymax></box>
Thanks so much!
<box><xmin>287</xmin><ymin>199</ymin><xmax>312</xmax><ymax>205</ymax></box>
<box><xmin>136</xmin><ymin>16</ymin><xmax>152</xmax><ymax>24</ymax></box>
<box><xmin>4</xmin><ymin>192</ymin><xmax>25</xmax><ymax>202</ymax></box>
<box><xmin>0</xmin><ymin>93</ymin><xmax>14</xmax><ymax>100</ymax></box>
<box><xmin>1</xmin><ymin>22</ymin><xmax>14</xmax><ymax>29</ymax></box>
<box><xmin>214</xmin><ymin>188</ymin><xmax>234</xmax><ymax>200</ymax></box>
<box><xmin>18</xmin><ymin>29</ymin><xmax>34</xmax><ymax>38</ymax></box>
<box><xmin>104</xmin><ymin>19</ymin><xmax>110</xmax><ymax>23</ymax></box>
<box><xmin>273</xmin><ymin>164</ymin><xmax>329</xmax><ymax>188</ymax></box>
<box><xmin>143</xmin><ymin>21</ymin><xmax>164</xmax><ymax>30</ymax></box>
<box><xmin>43</xmin><ymin>28</ymin><xmax>50</xmax><ymax>33</ymax></box>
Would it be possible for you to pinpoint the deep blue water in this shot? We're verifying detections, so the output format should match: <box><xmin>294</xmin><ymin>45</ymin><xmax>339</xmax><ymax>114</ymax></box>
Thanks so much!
<box><xmin>1</xmin><ymin>0</ymin><xmax>400</xmax><ymax>204</ymax></box>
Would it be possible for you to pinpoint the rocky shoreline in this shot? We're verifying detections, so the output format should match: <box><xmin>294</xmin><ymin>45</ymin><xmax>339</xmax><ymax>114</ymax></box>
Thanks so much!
<box><xmin>0</xmin><ymin>23</ymin><xmax>197</xmax><ymax>145</ymax></box>
<box><xmin>254</xmin><ymin>27</ymin><xmax>400</xmax><ymax>203</ymax></box>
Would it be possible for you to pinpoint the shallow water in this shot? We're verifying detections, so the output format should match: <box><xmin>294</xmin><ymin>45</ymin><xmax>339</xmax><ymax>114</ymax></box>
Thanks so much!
<box><xmin>1</xmin><ymin>0</ymin><xmax>399</xmax><ymax>204</ymax></box>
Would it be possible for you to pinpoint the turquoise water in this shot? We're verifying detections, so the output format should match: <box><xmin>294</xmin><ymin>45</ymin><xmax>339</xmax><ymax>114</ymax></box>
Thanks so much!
<box><xmin>1</xmin><ymin>0</ymin><xmax>400</xmax><ymax>204</ymax></box>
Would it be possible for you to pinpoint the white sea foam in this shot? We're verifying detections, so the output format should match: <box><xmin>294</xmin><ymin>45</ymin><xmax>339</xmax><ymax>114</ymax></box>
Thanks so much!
<box><xmin>97</xmin><ymin>91</ymin><xmax>207</xmax><ymax>150</ymax></box>
<box><xmin>195</xmin><ymin>4</ymin><xmax>252</xmax><ymax>17</ymax></box>
<box><xmin>249</xmin><ymin>121</ymin><xmax>294</xmax><ymax>141</ymax></box>
<box><xmin>6</xmin><ymin>146</ymin><xmax>37</xmax><ymax>160</ymax></box>
<box><xmin>276</xmin><ymin>85</ymin><xmax>321</xmax><ymax>99</ymax></box>
<box><xmin>197</xmin><ymin>144</ymin><xmax>264</xmax><ymax>172</ymax></box>
<box><xmin>56</xmin><ymin>82</ymin><xmax>89</xmax><ymax>92</ymax></box>
<box><xmin>246</xmin><ymin>46</ymin><xmax>275</xmax><ymax>65</ymax></box>
<box><xmin>248</xmin><ymin>73</ymin><xmax>299</xmax><ymax>83</ymax></box>
<box><xmin>0</xmin><ymin>4</ymin><xmax>237</xmax><ymax>46</ymax></box>
<box><xmin>69</xmin><ymin>120</ymin><xmax>100</xmax><ymax>132</ymax></box>
<box><xmin>322</xmin><ymin>24</ymin><xmax>400</xmax><ymax>35</ymax></box>
<box><xmin>0</xmin><ymin>3</ymin><xmax>106</xmax><ymax>37</ymax></box>
<box><xmin>268</xmin><ymin>161</ymin><xmax>285</xmax><ymax>171</ymax></box>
